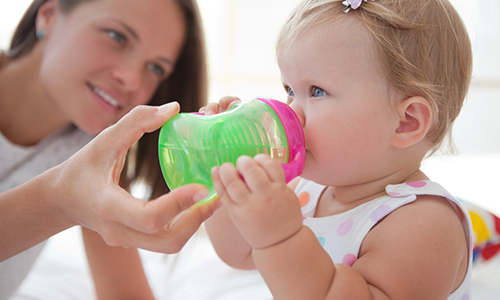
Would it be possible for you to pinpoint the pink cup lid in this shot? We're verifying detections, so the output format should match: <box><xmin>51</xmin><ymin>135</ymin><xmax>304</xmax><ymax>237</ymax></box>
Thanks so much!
<box><xmin>256</xmin><ymin>98</ymin><xmax>305</xmax><ymax>183</ymax></box>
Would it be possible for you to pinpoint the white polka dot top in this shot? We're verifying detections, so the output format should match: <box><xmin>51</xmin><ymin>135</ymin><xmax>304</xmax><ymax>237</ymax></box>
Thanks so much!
<box><xmin>296</xmin><ymin>179</ymin><xmax>472</xmax><ymax>300</ymax></box>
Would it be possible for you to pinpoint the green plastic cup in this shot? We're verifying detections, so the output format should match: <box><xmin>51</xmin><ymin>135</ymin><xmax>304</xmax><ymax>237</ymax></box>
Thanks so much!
<box><xmin>158</xmin><ymin>98</ymin><xmax>305</xmax><ymax>203</ymax></box>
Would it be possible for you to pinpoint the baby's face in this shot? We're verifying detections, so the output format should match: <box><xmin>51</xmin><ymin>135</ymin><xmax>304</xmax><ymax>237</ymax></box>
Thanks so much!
<box><xmin>277</xmin><ymin>16</ymin><xmax>401</xmax><ymax>187</ymax></box>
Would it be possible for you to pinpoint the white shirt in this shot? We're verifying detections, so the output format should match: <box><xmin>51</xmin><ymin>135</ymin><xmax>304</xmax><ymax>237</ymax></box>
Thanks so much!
<box><xmin>0</xmin><ymin>125</ymin><xmax>93</xmax><ymax>300</ymax></box>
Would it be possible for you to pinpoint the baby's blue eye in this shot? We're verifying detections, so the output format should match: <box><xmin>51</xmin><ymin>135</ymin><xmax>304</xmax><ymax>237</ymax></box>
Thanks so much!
<box><xmin>287</xmin><ymin>87</ymin><xmax>295</xmax><ymax>97</ymax></box>
<box><xmin>313</xmin><ymin>87</ymin><xmax>327</xmax><ymax>97</ymax></box>
<box><xmin>147</xmin><ymin>63</ymin><xmax>165</xmax><ymax>77</ymax></box>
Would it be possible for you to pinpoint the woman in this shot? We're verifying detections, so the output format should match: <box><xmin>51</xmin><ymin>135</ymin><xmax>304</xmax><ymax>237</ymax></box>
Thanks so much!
<box><xmin>0</xmin><ymin>0</ymin><xmax>216</xmax><ymax>298</ymax></box>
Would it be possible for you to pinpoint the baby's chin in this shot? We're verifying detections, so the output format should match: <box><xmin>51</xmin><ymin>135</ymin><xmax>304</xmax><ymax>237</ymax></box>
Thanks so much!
<box><xmin>299</xmin><ymin>169</ymin><xmax>322</xmax><ymax>185</ymax></box>
<box><xmin>299</xmin><ymin>166</ymin><xmax>342</xmax><ymax>187</ymax></box>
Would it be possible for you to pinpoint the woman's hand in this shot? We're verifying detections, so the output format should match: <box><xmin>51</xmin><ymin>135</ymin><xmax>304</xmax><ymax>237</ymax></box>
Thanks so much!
<box><xmin>199</xmin><ymin>95</ymin><xmax>241</xmax><ymax>115</ymax></box>
<box><xmin>211</xmin><ymin>154</ymin><xmax>303</xmax><ymax>250</ymax></box>
<box><xmin>50</xmin><ymin>102</ymin><xmax>219</xmax><ymax>253</ymax></box>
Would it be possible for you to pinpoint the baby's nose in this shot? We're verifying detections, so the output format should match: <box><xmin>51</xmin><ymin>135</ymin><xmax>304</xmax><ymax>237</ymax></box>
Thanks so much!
<box><xmin>289</xmin><ymin>103</ymin><xmax>305</xmax><ymax>128</ymax></box>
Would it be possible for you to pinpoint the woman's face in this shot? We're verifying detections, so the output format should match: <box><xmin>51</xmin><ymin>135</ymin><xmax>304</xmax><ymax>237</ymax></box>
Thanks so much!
<box><xmin>39</xmin><ymin>0</ymin><xmax>186</xmax><ymax>134</ymax></box>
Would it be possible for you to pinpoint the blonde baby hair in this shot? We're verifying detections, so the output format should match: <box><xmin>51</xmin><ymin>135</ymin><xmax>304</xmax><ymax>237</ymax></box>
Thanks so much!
<box><xmin>277</xmin><ymin>0</ymin><xmax>473</xmax><ymax>154</ymax></box>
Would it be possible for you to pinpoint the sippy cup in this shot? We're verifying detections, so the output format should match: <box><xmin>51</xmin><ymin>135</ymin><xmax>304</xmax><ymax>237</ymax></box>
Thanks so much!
<box><xmin>158</xmin><ymin>98</ymin><xmax>305</xmax><ymax>203</ymax></box>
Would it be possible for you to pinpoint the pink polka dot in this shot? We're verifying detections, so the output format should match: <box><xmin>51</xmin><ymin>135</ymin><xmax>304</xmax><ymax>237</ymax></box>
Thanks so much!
<box><xmin>341</xmin><ymin>254</ymin><xmax>357</xmax><ymax>267</ymax></box>
<box><xmin>303</xmin><ymin>216</ymin><xmax>307</xmax><ymax>220</ymax></box>
<box><xmin>406</xmin><ymin>181</ymin><xmax>427</xmax><ymax>188</ymax></box>
<box><xmin>371</xmin><ymin>205</ymin><xmax>391</xmax><ymax>222</ymax></box>
<box><xmin>337</xmin><ymin>218</ymin><xmax>354</xmax><ymax>236</ymax></box>
<box><xmin>388</xmin><ymin>192</ymin><xmax>400</xmax><ymax>196</ymax></box>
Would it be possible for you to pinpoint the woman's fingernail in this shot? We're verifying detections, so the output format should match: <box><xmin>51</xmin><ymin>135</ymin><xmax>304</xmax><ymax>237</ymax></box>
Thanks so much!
<box><xmin>193</xmin><ymin>189</ymin><xmax>209</xmax><ymax>203</ymax></box>
<box><xmin>159</xmin><ymin>101</ymin><xmax>179</xmax><ymax>113</ymax></box>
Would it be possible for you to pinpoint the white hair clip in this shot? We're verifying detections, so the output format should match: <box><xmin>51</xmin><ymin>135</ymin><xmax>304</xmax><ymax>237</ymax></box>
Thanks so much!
<box><xmin>342</xmin><ymin>0</ymin><xmax>374</xmax><ymax>13</ymax></box>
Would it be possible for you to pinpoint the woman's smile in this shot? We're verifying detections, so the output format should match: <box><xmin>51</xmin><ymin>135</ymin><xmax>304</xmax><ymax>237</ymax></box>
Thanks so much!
<box><xmin>87</xmin><ymin>82</ymin><xmax>124</xmax><ymax>114</ymax></box>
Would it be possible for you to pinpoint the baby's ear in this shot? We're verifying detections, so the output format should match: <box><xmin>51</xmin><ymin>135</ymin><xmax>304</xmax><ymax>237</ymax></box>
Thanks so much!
<box><xmin>390</xmin><ymin>96</ymin><xmax>433</xmax><ymax>149</ymax></box>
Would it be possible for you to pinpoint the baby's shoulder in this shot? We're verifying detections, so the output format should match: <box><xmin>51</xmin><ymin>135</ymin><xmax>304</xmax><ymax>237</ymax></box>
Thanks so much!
<box><xmin>362</xmin><ymin>194</ymin><xmax>467</xmax><ymax>257</ymax></box>
<box><xmin>357</xmin><ymin>194</ymin><xmax>469</xmax><ymax>296</ymax></box>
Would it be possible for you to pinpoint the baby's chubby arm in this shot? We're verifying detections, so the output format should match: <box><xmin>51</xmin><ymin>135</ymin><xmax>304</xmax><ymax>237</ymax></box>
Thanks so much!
<box><xmin>208</xmin><ymin>154</ymin><xmax>347</xmax><ymax>299</ymax></box>
<box><xmin>204</xmin><ymin>195</ymin><xmax>256</xmax><ymax>269</ymax></box>
<box><xmin>206</xmin><ymin>154</ymin><xmax>304</xmax><ymax>270</ymax></box>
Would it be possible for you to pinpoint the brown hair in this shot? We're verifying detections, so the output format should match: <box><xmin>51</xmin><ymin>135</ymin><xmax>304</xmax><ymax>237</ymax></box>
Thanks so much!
<box><xmin>8</xmin><ymin>0</ymin><xmax>208</xmax><ymax>199</ymax></box>
<box><xmin>277</xmin><ymin>0</ymin><xmax>473</xmax><ymax>154</ymax></box>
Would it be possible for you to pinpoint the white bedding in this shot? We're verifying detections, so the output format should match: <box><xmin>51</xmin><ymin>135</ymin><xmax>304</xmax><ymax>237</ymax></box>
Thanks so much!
<box><xmin>12</xmin><ymin>226</ymin><xmax>273</xmax><ymax>300</ymax></box>
<box><xmin>10</xmin><ymin>154</ymin><xmax>500</xmax><ymax>300</ymax></box>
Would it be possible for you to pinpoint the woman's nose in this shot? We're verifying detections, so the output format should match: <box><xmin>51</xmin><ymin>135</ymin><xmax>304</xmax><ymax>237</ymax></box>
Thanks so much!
<box><xmin>111</xmin><ymin>61</ymin><xmax>142</xmax><ymax>91</ymax></box>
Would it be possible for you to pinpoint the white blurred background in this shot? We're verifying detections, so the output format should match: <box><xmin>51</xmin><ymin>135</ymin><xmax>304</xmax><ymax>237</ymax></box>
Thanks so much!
<box><xmin>1</xmin><ymin>1</ymin><xmax>500</xmax><ymax>298</ymax></box>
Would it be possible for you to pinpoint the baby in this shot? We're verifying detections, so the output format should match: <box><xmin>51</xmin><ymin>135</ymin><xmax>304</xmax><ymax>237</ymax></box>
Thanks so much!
<box><xmin>205</xmin><ymin>0</ymin><xmax>473</xmax><ymax>299</ymax></box>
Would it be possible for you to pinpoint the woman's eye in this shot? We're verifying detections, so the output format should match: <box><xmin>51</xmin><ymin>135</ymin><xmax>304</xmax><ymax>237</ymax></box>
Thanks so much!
<box><xmin>312</xmin><ymin>87</ymin><xmax>327</xmax><ymax>97</ymax></box>
<box><xmin>147</xmin><ymin>63</ymin><xmax>165</xmax><ymax>77</ymax></box>
<box><xmin>107</xmin><ymin>30</ymin><xmax>126</xmax><ymax>45</ymax></box>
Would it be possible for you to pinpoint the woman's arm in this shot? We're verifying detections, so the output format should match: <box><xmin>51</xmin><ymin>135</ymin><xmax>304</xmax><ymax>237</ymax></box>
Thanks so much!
<box><xmin>0</xmin><ymin>169</ymin><xmax>75</xmax><ymax>261</ymax></box>
<box><xmin>0</xmin><ymin>103</ymin><xmax>219</xmax><ymax>262</ymax></box>
<box><xmin>82</xmin><ymin>227</ymin><xmax>155</xmax><ymax>300</ymax></box>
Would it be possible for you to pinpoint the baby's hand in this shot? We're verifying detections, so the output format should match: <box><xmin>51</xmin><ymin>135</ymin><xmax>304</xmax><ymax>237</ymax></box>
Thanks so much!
<box><xmin>199</xmin><ymin>95</ymin><xmax>241</xmax><ymax>115</ymax></box>
<box><xmin>212</xmin><ymin>154</ymin><xmax>303</xmax><ymax>250</ymax></box>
